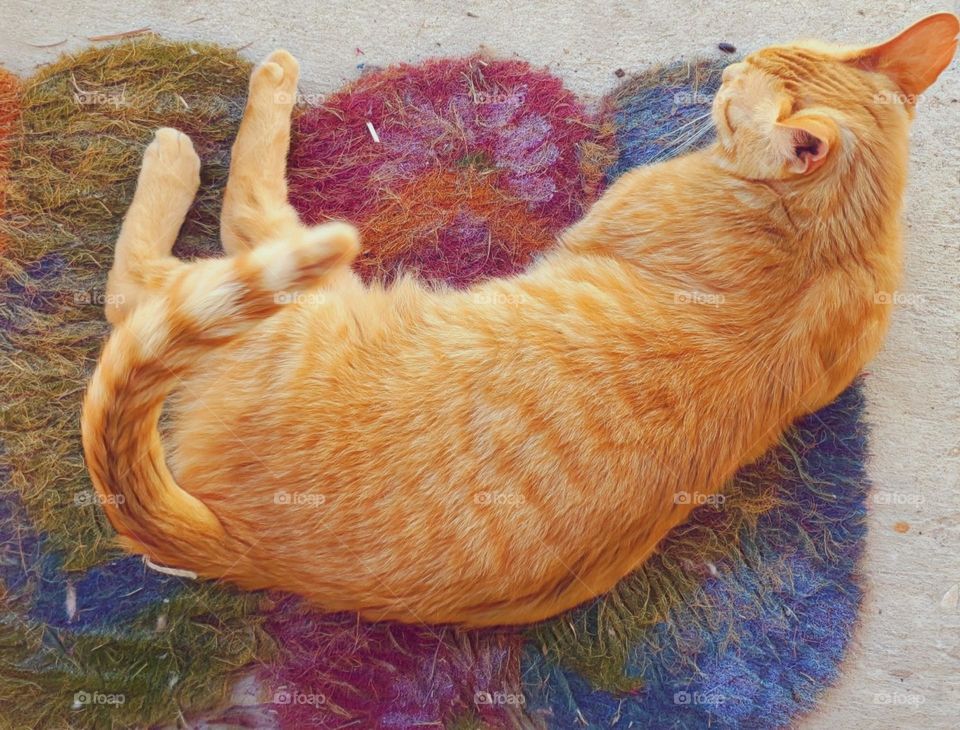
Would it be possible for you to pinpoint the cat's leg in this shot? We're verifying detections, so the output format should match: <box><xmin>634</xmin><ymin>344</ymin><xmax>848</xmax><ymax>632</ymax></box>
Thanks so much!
<box><xmin>105</xmin><ymin>128</ymin><xmax>198</xmax><ymax>325</ymax></box>
<box><xmin>220</xmin><ymin>50</ymin><xmax>304</xmax><ymax>255</ymax></box>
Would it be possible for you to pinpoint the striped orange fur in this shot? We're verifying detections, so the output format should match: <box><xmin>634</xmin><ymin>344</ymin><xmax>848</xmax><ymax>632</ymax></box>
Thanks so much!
<box><xmin>82</xmin><ymin>15</ymin><xmax>958</xmax><ymax>627</ymax></box>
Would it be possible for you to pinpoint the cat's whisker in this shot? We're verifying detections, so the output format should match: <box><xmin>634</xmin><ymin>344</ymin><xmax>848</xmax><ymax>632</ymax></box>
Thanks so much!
<box><xmin>649</xmin><ymin>112</ymin><xmax>716</xmax><ymax>162</ymax></box>
<box><xmin>657</xmin><ymin>111</ymin><xmax>713</xmax><ymax>144</ymax></box>
<box><xmin>663</xmin><ymin>110</ymin><xmax>714</xmax><ymax>136</ymax></box>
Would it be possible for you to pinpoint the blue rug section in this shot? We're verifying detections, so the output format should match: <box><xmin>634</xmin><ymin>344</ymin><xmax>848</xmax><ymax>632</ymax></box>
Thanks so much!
<box><xmin>0</xmin><ymin>250</ymin><xmax>185</xmax><ymax>634</ymax></box>
<box><xmin>606</xmin><ymin>60</ymin><xmax>725</xmax><ymax>178</ymax></box>
<box><xmin>520</xmin><ymin>62</ymin><xmax>868</xmax><ymax>729</ymax></box>
<box><xmin>0</xmin><ymin>488</ymin><xmax>183</xmax><ymax>633</ymax></box>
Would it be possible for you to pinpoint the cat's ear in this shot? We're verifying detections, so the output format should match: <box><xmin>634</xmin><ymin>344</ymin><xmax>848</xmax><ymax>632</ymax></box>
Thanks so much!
<box><xmin>773</xmin><ymin>114</ymin><xmax>837</xmax><ymax>175</ymax></box>
<box><xmin>852</xmin><ymin>13</ymin><xmax>959</xmax><ymax>99</ymax></box>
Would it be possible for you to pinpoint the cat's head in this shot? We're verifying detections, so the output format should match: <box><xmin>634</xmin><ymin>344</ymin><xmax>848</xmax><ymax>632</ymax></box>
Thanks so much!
<box><xmin>712</xmin><ymin>13</ymin><xmax>958</xmax><ymax>180</ymax></box>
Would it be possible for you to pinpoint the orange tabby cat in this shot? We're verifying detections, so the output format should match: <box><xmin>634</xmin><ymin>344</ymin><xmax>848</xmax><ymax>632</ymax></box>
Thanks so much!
<box><xmin>82</xmin><ymin>15</ymin><xmax>958</xmax><ymax>627</ymax></box>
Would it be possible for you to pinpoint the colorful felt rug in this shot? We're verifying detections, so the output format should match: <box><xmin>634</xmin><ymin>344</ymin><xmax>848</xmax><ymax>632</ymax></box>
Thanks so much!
<box><xmin>0</xmin><ymin>39</ymin><xmax>869</xmax><ymax>729</ymax></box>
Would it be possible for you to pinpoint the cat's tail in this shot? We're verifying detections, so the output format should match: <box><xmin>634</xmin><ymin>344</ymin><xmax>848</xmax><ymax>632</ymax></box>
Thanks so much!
<box><xmin>81</xmin><ymin>224</ymin><xmax>358</xmax><ymax>572</ymax></box>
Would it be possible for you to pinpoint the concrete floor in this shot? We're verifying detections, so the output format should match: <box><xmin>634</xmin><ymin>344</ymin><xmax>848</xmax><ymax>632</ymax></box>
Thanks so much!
<box><xmin>1</xmin><ymin>0</ymin><xmax>958</xmax><ymax>727</ymax></box>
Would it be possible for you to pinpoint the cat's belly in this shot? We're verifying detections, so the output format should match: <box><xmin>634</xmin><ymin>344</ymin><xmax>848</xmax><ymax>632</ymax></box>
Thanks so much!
<box><xmin>164</xmin><ymin>343</ymin><xmax>726</xmax><ymax>624</ymax></box>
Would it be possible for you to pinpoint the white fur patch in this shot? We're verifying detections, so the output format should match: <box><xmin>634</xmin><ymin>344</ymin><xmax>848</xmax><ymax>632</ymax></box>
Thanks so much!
<box><xmin>130</xmin><ymin>308</ymin><xmax>170</xmax><ymax>360</ymax></box>
<box><xmin>144</xmin><ymin>556</ymin><xmax>198</xmax><ymax>579</ymax></box>
<box><xmin>251</xmin><ymin>241</ymin><xmax>298</xmax><ymax>292</ymax></box>
<box><xmin>181</xmin><ymin>279</ymin><xmax>245</xmax><ymax>331</ymax></box>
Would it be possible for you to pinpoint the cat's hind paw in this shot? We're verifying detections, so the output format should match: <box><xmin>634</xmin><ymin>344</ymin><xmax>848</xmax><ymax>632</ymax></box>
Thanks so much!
<box><xmin>140</xmin><ymin>128</ymin><xmax>201</xmax><ymax>201</ymax></box>
<box><xmin>250</xmin><ymin>49</ymin><xmax>300</xmax><ymax>109</ymax></box>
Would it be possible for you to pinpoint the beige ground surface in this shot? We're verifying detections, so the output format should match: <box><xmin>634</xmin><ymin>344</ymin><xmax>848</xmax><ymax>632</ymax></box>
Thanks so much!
<box><xmin>1</xmin><ymin>0</ymin><xmax>958</xmax><ymax>727</ymax></box>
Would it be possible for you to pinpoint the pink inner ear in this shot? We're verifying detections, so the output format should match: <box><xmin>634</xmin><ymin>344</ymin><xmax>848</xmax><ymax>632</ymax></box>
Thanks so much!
<box><xmin>790</xmin><ymin>128</ymin><xmax>828</xmax><ymax>174</ymax></box>
<box><xmin>795</xmin><ymin>129</ymin><xmax>827</xmax><ymax>163</ymax></box>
